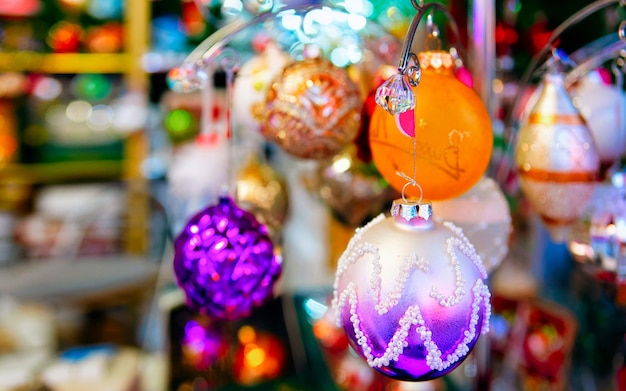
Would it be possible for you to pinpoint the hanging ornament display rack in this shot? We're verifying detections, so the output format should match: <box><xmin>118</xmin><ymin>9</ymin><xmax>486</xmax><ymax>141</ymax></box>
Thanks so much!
<box><xmin>169</xmin><ymin>2</ymin><xmax>401</xmax><ymax>94</ymax></box>
<box><xmin>374</xmin><ymin>0</ymin><xmax>465</xmax><ymax>116</ymax></box>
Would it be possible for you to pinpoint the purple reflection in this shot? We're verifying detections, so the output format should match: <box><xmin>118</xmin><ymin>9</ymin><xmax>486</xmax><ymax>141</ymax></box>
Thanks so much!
<box><xmin>182</xmin><ymin>320</ymin><xmax>227</xmax><ymax>370</ymax></box>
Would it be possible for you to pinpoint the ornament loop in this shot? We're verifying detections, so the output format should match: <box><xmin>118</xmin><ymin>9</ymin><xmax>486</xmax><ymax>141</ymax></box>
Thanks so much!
<box><xmin>218</xmin><ymin>47</ymin><xmax>241</xmax><ymax>73</ymax></box>
<box><xmin>407</xmin><ymin>53</ymin><xmax>422</xmax><ymax>87</ymax></box>
<box><xmin>397</xmin><ymin>171</ymin><xmax>424</xmax><ymax>204</ymax></box>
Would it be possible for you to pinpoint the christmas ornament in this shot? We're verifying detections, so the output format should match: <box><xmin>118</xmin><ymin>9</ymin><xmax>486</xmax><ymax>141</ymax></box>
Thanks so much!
<box><xmin>315</xmin><ymin>147</ymin><xmax>397</xmax><ymax>227</ymax></box>
<box><xmin>568</xmin><ymin>180</ymin><xmax>626</xmax><ymax>279</ymax></box>
<box><xmin>354</xmin><ymin>88</ymin><xmax>378</xmax><ymax>164</ymax></box>
<box><xmin>181</xmin><ymin>318</ymin><xmax>229</xmax><ymax>370</ymax></box>
<box><xmin>86</xmin><ymin>0</ymin><xmax>123</xmax><ymax>20</ymax></box>
<box><xmin>181</xmin><ymin>0</ymin><xmax>207</xmax><ymax>38</ymax></box>
<box><xmin>71</xmin><ymin>74</ymin><xmax>113</xmax><ymax>101</ymax></box>
<box><xmin>152</xmin><ymin>16</ymin><xmax>188</xmax><ymax>53</ymax></box>
<box><xmin>0</xmin><ymin>0</ymin><xmax>39</xmax><ymax>16</ymax></box>
<box><xmin>569</xmin><ymin>70</ymin><xmax>626</xmax><ymax>171</ymax></box>
<box><xmin>369</xmin><ymin>50</ymin><xmax>493</xmax><ymax>201</ymax></box>
<box><xmin>58</xmin><ymin>0</ymin><xmax>87</xmax><ymax>12</ymax></box>
<box><xmin>164</xmin><ymin>108</ymin><xmax>199</xmax><ymax>143</ymax></box>
<box><xmin>432</xmin><ymin>176</ymin><xmax>511</xmax><ymax>273</ymax></box>
<box><xmin>83</xmin><ymin>22</ymin><xmax>124</xmax><ymax>53</ymax></box>
<box><xmin>332</xmin><ymin>199</ymin><xmax>491</xmax><ymax>381</ymax></box>
<box><xmin>257</xmin><ymin>57</ymin><xmax>362</xmax><ymax>159</ymax></box>
<box><xmin>514</xmin><ymin>70</ymin><xmax>600</xmax><ymax>242</ymax></box>
<box><xmin>233</xmin><ymin>41</ymin><xmax>291</xmax><ymax>149</ymax></box>
<box><xmin>455</xmin><ymin>66</ymin><xmax>473</xmax><ymax>89</ymax></box>
<box><xmin>167</xmin><ymin>65</ymin><xmax>203</xmax><ymax>93</ymax></box>
<box><xmin>110</xmin><ymin>92</ymin><xmax>148</xmax><ymax>133</ymax></box>
<box><xmin>233</xmin><ymin>326</ymin><xmax>287</xmax><ymax>386</ymax></box>
<box><xmin>47</xmin><ymin>21</ymin><xmax>82</xmax><ymax>53</ymax></box>
<box><xmin>236</xmin><ymin>154</ymin><xmax>289</xmax><ymax>239</ymax></box>
<box><xmin>0</xmin><ymin>102</ymin><xmax>18</xmax><ymax>164</ymax></box>
<box><xmin>173</xmin><ymin>195</ymin><xmax>282</xmax><ymax>321</ymax></box>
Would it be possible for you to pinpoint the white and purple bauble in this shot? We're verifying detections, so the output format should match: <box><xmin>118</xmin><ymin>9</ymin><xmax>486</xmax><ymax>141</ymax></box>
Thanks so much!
<box><xmin>332</xmin><ymin>199</ymin><xmax>491</xmax><ymax>381</ymax></box>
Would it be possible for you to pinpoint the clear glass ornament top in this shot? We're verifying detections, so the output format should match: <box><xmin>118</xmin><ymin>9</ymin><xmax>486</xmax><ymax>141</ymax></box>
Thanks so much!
<box><xmin>390</xmin><ymin>199</ymin><xmax>433</xmax><ymax>230</ymax></box>
<box><xmin>375</xmin><ymin>73</ymin><xmax>415</xmax><ymax>115</ymax></box>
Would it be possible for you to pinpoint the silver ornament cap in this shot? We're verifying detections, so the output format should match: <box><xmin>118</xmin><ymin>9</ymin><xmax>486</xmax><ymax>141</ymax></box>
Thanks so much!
<box><xmin>390</xmin><ymin>199</ymin><xmax>433</xmax><ymax>230</ymax></box>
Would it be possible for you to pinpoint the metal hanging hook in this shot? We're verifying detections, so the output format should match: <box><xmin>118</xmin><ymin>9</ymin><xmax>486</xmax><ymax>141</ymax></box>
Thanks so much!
<box><xmin>397</xmin><ymin>1</ymin><xmax>464</xmax><ymax>75</ymax></box>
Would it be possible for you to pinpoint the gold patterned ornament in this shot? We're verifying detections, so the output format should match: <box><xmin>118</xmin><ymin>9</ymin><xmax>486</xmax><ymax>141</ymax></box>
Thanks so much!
<box><xmin>315</xmin><ymin>147</ymin><xmax>398</xmax><ymax>227</ymax></box>
<box><xmin>236</xmin><ymin>154</ymin><xmax>289</xmax><ymax>240</ymax></box>
<box><xmin>255</xmin><ymin>57</ymin><xmax>362</xmax><ymax>160</ymax></box>
<box><xmin>514</xmin><ymin>71</ymin><xmax>600</xmax><ymax>242</ymax></box>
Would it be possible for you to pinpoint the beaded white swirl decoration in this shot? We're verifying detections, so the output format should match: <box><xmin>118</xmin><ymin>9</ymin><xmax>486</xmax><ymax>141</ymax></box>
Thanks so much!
<box><xmin>332</xmin><ymin>207</ymin><xmax>491</xmax><ymax>381</ymax></box>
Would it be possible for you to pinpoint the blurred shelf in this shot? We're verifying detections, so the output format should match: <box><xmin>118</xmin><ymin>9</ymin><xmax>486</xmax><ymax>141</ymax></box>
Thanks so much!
<box><xmin>0</xmin><ymin>161</ymin><xmax>124</xmax><ymax>183</ymax></box>
<box><xmin>0</xmin><ymin>51</ymin><xmax>190</xmax><ymax>74</ymax></box>
<box><xmin>0</xmin><ymin>255</ymin><xmax>159</xmax><ymax>305</ymax></box>
<box><xmin>0</xmin><ymin>52</ymin><xmax>133</xmax><ymax>74</ymax></box>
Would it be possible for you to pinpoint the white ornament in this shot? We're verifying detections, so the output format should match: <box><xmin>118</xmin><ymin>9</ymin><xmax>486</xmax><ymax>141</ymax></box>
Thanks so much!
<box><xmin>167</xmin><ymin>140</ymin><xmax>229</xmax><ymax>234</ymax></box>
<box><xmin>232</xmin><ymin>42</ymin><xmax>291</xmax><ymax>149</ymax></box>
<box><xmin>332</xmin><ymin>200</ymin><xmax>491</xmax><ymax>381</ymax></box>
<box><xmin>432</xmin><ymin>176</ymin><xmax>512</xmax><ymax>273</ymax></box>
<box><xmin>569</xmin><ymin>70</ymin><xmax>626</xmax><ymax>165</ymax></box>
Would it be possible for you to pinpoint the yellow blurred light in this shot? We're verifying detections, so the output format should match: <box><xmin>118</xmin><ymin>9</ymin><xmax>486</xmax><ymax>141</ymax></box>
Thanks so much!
<box><xmin>244</xmin><ymin>345</ymin><xmax>266</xmax><ymax>368</ymax></box>
<box><xmin>492</xmin><ymin>78</ymin><xmax>504</xmax><ymax>94</ymax></box>
<box><xmin>569</xmin><ymin>241</ymin><xmax>591</xmax><ymax>258</ymax></box>
<box><xmin>331</xmin><ymin>156</ymin><xmax>351</xmax><ymax>173</ymax></box>
<box><xmin>59</xmin><ymin>0</ymin><xmax>87</xmax><ymax>8</ymax></box>
<box><xmin>606</xmin><ymin>223</ymin><xmax>617</xmax><ymax>236</ymax></box>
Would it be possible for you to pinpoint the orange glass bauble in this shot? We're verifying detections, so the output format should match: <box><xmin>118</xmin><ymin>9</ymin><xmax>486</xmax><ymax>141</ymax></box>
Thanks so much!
<box><xmin>369</xmin><ymin>51</ymin><xmax>493</xmax><ymax>201</ymax></box>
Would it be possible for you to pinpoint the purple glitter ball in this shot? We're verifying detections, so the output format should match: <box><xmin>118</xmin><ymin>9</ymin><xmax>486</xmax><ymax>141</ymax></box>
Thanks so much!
<box><xmin>174</xmin><ymin>196</ymin><xmax>282</xmax><ymax>321</ymax></box>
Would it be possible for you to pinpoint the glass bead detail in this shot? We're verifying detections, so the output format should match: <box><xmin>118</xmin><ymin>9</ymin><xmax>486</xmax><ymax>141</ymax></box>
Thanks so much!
<box><xmin>375</xmin><ymin>73</ymin><xmax>415</xmax><ymax>115</ymax></box>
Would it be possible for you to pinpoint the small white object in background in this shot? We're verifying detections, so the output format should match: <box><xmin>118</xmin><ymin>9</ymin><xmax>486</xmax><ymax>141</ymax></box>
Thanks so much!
<box><xmin>0</xmin><ymin>296</ymin><xmax>56</xmax><ymax>353</ymax></box>
<box><xmin>0</xmin><ymin>350</ymin><xmax>51</xmax><ymax>391</ymax></box>
<box><xmin>15</xmin><ymin>184</ymin><xmax>125</xmax><ymax>259</ymax></box>
<box><xmin>232</xmin><ymin>39</ymin><xmax>292</xmax><ymax>150</ymax></box>
<box><xmin>40</xmin><ymin>347</ymin><xmax>141</xmax><ymax>391</ymax></box>
<box><xmin>0</xmin><ymin>296</ymin><xmax>56</xmax><ymax>391</ymax></box>
<box><xmin>166</xmin><ymin>140</ymin><xmax>230</xmax><ymax>235</ymax></box>
<box><xmin>569</xmin><ymin>70</ymin><xmax>626</xmax><ymax>166</ymax></box>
